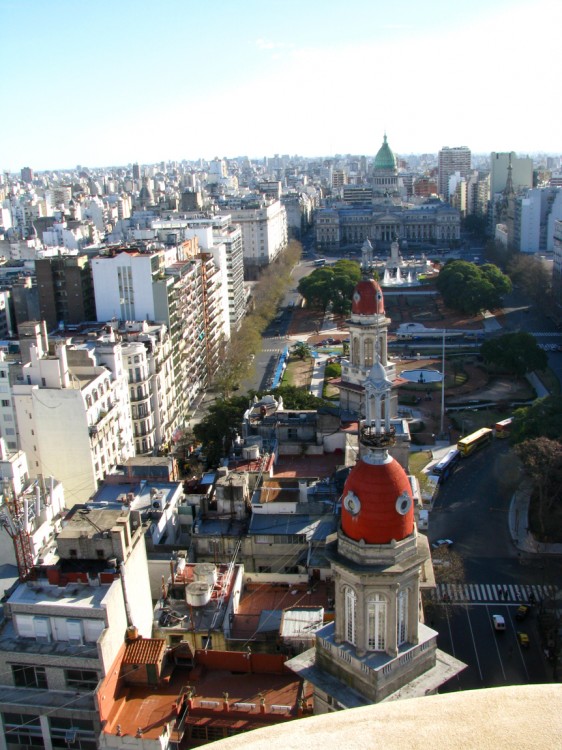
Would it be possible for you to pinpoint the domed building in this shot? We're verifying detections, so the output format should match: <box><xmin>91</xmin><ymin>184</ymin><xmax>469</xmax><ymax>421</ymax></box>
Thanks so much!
<box><xmin>373</xmin><ymin>133</ymin><xmax>399</xmax><ymax>196</ymax></box>
<box><xmin>286</xmin><ymin>360</ymin><xmax>465</xmax><ymax>710</ymax></box>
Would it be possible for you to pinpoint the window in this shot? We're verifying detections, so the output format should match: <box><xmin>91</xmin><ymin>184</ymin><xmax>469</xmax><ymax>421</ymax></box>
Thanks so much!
<box><xmin>65</xmin><ymin>668</ymin><xmax>99</xmax><ymax>690</ymax></box>
<box><xmin>12</xmin><ymin>664</ymin><xmax>47</xmax><ymax>689</ymax></box>
<box><xmin>49</xmin><ymin>716</ymin><xmax>97</xmax><ymax>750</ymax></box>
<box><xmin>1</xmin><ymin>399</ymin><xmax>9</xmax><ymax>407</ymax></box>
<box><xmin>367</xmin><ymin>594</ymin><xmax>387</xmax><ymax>651</ymax></box>
<box><xmin>344</xmin><ymin>586</ymin><xmax>356</xmax><ymax>645</ymax></box>
<box><xmin>397</xmin><ymin>589</ymin><xmax>408</xmax><ymax>645</ymax></box>
<box><xmin>2</xmin><ymin>712</ymin><xmax>43</xmax><ymax>749</ymax></box>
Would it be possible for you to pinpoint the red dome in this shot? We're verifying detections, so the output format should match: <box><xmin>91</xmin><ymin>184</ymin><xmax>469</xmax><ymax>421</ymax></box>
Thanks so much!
<box><xmin>351</xmin><ymin>279</ymin><xmax>385</xmax><ymax>315</ymax></box>
<box><xmin>341</xmin><ymin>458</ymin><xmax>414</xmax><ymax>544</ymax></box>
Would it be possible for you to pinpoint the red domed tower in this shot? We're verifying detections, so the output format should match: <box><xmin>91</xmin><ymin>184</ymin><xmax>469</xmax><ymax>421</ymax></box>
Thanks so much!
<box><xmin>287</xmin><ymin>357</ymin><xmax>465</xmax><ymax>708</ymax></box>
<box><xmin>338</xmin><ymin>243</ymin><xmax>397</xmax><ymax>419</ymax></box>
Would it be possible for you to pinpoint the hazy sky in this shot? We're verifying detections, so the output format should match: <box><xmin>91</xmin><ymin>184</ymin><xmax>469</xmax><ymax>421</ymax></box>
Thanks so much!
<box><xmin>1</xmin><ymin>0</ymin><xmax>560</xmax><ymax>170</ymax></box>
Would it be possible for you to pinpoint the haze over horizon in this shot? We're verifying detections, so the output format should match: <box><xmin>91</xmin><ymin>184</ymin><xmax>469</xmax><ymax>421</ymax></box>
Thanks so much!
<box><xmin>1</xmin><ymin>0</ymin><xmax>560</xmax><ymax>171</ymax></box>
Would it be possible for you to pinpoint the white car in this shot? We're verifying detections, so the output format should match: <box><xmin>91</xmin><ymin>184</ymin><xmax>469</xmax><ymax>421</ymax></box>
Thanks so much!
<box><xmin>492</xmin><ymin>614</ymin><xmax>506</xmax><ymax>632</ymax></box>
<box><xmin>432</xmin><ymin>539</ymin><xmax>453</xmax><ymax>550</ymax></box>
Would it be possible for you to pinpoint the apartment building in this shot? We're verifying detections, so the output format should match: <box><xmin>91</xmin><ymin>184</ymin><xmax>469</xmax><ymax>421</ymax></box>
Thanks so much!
<box><xmin>225</xmin><ymin>199</ymin><xmax>288</xmax><ymax>280</ymax></box>
<box><xmin>0</xmin><ymin>505</ymin><xmax>152</xmax><ymax>750</ymax></box>
<box><xmin>35</xmin><ymin>254</ymin><xmax>96</xmax><ymax>330</ymax></box>
<box><xmin>438</xmin><ymin>147</ymin><xmax>471</xmax><ymax>200</ymax></box>
<box><xmin>12</xmin><ymin>336</ymin><xmax>134</xmax><ymax>505</ymax></box>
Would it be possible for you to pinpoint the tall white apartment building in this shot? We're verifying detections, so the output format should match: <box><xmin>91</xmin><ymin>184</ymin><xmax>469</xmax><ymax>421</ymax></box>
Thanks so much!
<box><xmin>12</xmin><ymin>337</ymin><xmax>134</xmax><ymax>505</ymax></box>
<box><xmin>226</xmin><ymin>199</ymin><xmax>288</xmax><ymax>280</ymax></box>
<box><xmin>92</xmin><ymin>245</ymin><xmax>226</xmax><ymax>426</ymax></box>
<box><xmin>511</xmin><ymin>187</ymin><xmax>562</xmax><ymax>254</ymax></box>
<box><xmin>184</xmin><ymin>215</ymin><xmax>245</xmax><ymax>332</ymax></box>
<box><xmin>438</xmin><ymin>147</ymin><xmax>471</xmax><ymax>200</ymax></box>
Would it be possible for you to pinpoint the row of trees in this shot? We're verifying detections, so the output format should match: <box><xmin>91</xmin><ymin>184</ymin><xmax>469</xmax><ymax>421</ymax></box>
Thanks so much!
<box><xmin>212</xmin><ymin>240</ymin><xmax>302</xmax><ymax>398</ymax></box>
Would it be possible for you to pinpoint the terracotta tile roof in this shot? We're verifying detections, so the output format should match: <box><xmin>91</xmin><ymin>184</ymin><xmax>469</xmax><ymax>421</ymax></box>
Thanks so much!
<box><xmin>122</xmin><ymin>637</ymin><xmax>166</xmax><ymax>665</ymax></box>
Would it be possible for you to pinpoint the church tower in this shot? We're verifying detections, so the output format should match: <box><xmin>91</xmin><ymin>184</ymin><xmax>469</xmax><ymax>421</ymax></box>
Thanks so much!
<box><xmin>338</xmin><ymin>247</ymin><xmax>396</xmax><ymax>418</ymax></box>
<box><xmin>287</xmin><ymin>361</ymin><xmax>465</xmax><ymax>710</ymax></box>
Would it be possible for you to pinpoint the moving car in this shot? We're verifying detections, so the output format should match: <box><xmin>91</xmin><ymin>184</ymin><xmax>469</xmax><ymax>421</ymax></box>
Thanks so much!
<box><xmin>517</xmin><ymin>632</ymin><xmax>530</xmax><ymax>648</ymax></box>
<box><xmin>516</xmin><ymin>605</ymin><xmax>530</xmax><ymax>620</ymax></box>
<box><xmin>432</xmin><ymin>539</ymin><xmax>453</xmax><ymax>550</ymax></box>
<box><xmin>492</xmin><ymin>614</ymin><xmax>506</xmax><ymax>632</ymax></box>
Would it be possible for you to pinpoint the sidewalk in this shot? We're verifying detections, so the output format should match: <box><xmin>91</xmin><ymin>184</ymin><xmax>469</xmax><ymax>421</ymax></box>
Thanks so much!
<box><xmin>508</xmin><ymin>479</ymin><xmax>562</xmax><ymax>555</ymax></box>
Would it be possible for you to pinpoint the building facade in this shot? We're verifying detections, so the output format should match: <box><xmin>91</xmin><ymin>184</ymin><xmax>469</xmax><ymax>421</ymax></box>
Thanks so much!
<box><xmin>437</xmin><ymin>147</ymin><xmax>471</xmax><ymax>200</ymax></box>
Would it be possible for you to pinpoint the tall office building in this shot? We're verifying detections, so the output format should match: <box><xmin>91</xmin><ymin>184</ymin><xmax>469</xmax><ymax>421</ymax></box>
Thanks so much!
<box><xmin>438</xmin><ymin>147</ymin><xmax>471</xmax><ymax>200</ymax></box>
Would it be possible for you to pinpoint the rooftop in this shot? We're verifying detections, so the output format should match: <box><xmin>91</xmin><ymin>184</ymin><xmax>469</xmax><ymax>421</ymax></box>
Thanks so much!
<box><xmin>102</xmin><ymin>650</ymin><xmax>309</xmax><ymax>743</ymax></box>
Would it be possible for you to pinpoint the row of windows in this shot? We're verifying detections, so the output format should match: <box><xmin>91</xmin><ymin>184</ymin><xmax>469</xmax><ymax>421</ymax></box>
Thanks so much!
<box><xmin>11</xmin><ymin>664</ymin><xmax>99</xmax><ymax>691</ymax></box>
<box><xmin>2</xmin><ymin>712</ymin><xmax>96</xmax><ymax>750</ymax></box>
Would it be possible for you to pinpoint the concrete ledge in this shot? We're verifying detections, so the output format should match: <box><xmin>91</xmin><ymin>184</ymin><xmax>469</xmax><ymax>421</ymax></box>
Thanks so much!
<box><xmin>210</xmin><ymin>684</ymin><xmax>561</xmax><ymax>750</ymax></box>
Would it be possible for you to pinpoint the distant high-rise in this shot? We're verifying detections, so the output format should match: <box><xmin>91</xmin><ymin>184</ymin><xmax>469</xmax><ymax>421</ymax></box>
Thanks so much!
<box><xmin>20</xmin><ymin>166</ymin><xmax>33</xmax><ymax>183</ymax></box>
<box><xmin>132</xmin><ymin>162</ymin><xmax>141</xmax><ymax>180</ymax></box>
<box><xmin>489</xmin><ymin>152</ymin><xmax>533</xmax><ymax>195</ymax></box>
<box><xmin>438</xmin><ymin>147</ymin><xmax>471</xmax><ymax>200</ymax></box>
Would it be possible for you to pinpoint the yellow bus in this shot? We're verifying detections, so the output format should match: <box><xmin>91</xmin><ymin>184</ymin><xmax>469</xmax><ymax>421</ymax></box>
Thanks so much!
<box><xmin>457</xmin><ymin>427</ymin><xmax>493</xmax><ymax>457</ymax></box>
<box><xmin>494</xmin><ymin>417</ymin><xmax>513</xmax><ymax>439</ymax></box>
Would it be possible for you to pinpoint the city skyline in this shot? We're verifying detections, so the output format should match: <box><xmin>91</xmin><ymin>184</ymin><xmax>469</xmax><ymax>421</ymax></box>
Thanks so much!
<box><xmin>1</xmin><ymin>0</ymin><xmax>560</xmax><ymax>171</ymax></box>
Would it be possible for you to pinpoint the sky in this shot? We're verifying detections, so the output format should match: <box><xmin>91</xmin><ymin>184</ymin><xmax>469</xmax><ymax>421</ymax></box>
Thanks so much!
<box><xmin>0</xmin><ymin>0</ymin><xmax>560</xmax><ymax>171</ymax></box>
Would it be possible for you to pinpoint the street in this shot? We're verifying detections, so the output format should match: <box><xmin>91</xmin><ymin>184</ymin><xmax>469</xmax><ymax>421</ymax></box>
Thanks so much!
<box><xmin>425</xmin><ymin>439</ymin><xmax>561</xmax><ymax>690</ymax></box>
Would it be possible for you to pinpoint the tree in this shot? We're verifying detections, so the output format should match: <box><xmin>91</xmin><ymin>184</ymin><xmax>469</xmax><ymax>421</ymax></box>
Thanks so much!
<box><xmin>514</xmin><ymin>437</ymin><xmax>562</xmax><ymax>540</ymax></box>
<box><xmin>436</xmin><ymin>260</ymin><xmax>512</xmax><ymax>314</ymax></box>
<box><xmin>298</xmin><ymin>260</ymin><xmax>361</xmax><ymax>314</ymax></box>
<box><xmin>192</xmin><ymin>396</ymin><xmax>249</xmax><ymax>467</ymax></box>
<box><xmin>507</xmin><ymin>253</ymin><xmax>552</xmax><ymax>304</ymax></box>
<box><xmin>291</xmin><ymin>341</ymin><xmax>312</xmax><ymax>360</ymax></box>
<box><xmin>511</xmin><ymin>396</ymin><xmax>562</xmax><ymax>443</ymax></box>
<box><xmin>480</xmin><ymin>331</ymin><xmax>547</xmax><ymax>376</ymax></box>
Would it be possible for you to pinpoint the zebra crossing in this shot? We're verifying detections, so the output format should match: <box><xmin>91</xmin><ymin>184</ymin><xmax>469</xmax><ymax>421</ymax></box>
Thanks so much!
<box><xmin>430</xmin><ymin>582</ymin><xmax>558</xmax><ymax>605</ymax></box>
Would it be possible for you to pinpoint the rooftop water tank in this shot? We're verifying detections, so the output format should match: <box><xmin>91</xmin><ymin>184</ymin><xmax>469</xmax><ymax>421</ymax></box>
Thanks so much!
<box><xmin>194</xmin><ymin>562</ymin><xmax>217</xmax><ymax>586</ymax></box>
<box><xmin>242</xmin><ymin>444</ymin><xmax>260</xmax><ymax>460</ymax></box>
<box><xmin>185</xmin><ymin>581</ymin><xmax>211</xmax><ymax>607</ymax></box>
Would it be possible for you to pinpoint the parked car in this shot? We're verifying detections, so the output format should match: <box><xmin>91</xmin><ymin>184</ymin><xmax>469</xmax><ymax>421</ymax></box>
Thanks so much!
<box><xmin>492</xmin><ymin>614</ymin><xmax>506</xmax><ymax>632</ymax></box>
<box><xmin>432</xmin><ymin>539</ymin><xmax>453</xmax><ymax>550</ymax></box>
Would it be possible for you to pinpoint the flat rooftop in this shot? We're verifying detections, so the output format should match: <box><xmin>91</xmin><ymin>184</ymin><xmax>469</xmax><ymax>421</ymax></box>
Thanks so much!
<box><xmin>231</xmin><ymin>582</ymin><xmax>333</xmax><ymax>641</ymax></box>
<box><xmin>103</xmin><ymin>653</ymin><xmax>308</xmax><ymax>743</ymax></box>
<box><xmin>8</xmin><ymin>580</ymin><xmax>109</xmax><ymax>610</ymax></box>
<box><xmin>273</xmin><ymin>453</ymin><xmax>345</xmax><ymax>479</ymax></box>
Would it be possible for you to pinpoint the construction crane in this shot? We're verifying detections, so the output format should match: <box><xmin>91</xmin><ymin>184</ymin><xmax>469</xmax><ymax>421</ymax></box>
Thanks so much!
<box><xmin>0</xmin><ymin>483</ymin><xmax>35</xmax><ymax>582</ymax></box>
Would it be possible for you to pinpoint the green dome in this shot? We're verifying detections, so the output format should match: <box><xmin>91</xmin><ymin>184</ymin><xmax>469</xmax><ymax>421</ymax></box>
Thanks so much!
<box><xmin>374</xmin><ymin>134</ymin><xmax>397</xmax><ymax>171</ymax></box>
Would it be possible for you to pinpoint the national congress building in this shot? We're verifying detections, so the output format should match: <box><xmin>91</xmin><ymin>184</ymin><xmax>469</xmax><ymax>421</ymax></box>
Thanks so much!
<box><xmin>315</xmin><ymin>135</ymin><xmax>461</xmax><ymax>252</ymax></box>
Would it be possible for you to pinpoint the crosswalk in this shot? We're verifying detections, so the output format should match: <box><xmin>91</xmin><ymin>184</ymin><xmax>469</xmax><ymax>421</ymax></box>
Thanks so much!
<box><xmin>430</xmin><ymin>582</ymin><xmax>558</xmax><ymax>605</ymax></box>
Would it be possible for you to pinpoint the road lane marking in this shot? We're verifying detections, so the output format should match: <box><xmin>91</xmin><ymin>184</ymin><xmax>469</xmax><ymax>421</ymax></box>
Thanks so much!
<box><xmin>465</xmin><ymin>606</ymin><xmax>484</xmax><ymax>681</ymax></box>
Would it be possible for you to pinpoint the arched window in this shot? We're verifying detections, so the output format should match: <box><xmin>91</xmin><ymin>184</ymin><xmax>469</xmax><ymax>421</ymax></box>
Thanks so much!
<box><xmin>397</xmin><ymin>589</ymin><xmax>408</xmax><ymax>646</ymax></box>
<box><xmin>344</xmin><ymin>587</ymin><xmax>357</xmax><ymax>645</ymax></box>
<box><xmin>351</xmin><ymin>337</ymin><xmax>360</xmax><ymax>365</ymax></box>
<box><xmin>367</xmin><ymin>594</ymin><xmax>386</xmax><ymax>651</ymax></box>
<box><xmin>364</xmin><ymin>338</ymin><xmax>374</xmax><ymax>367</ymax></box>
